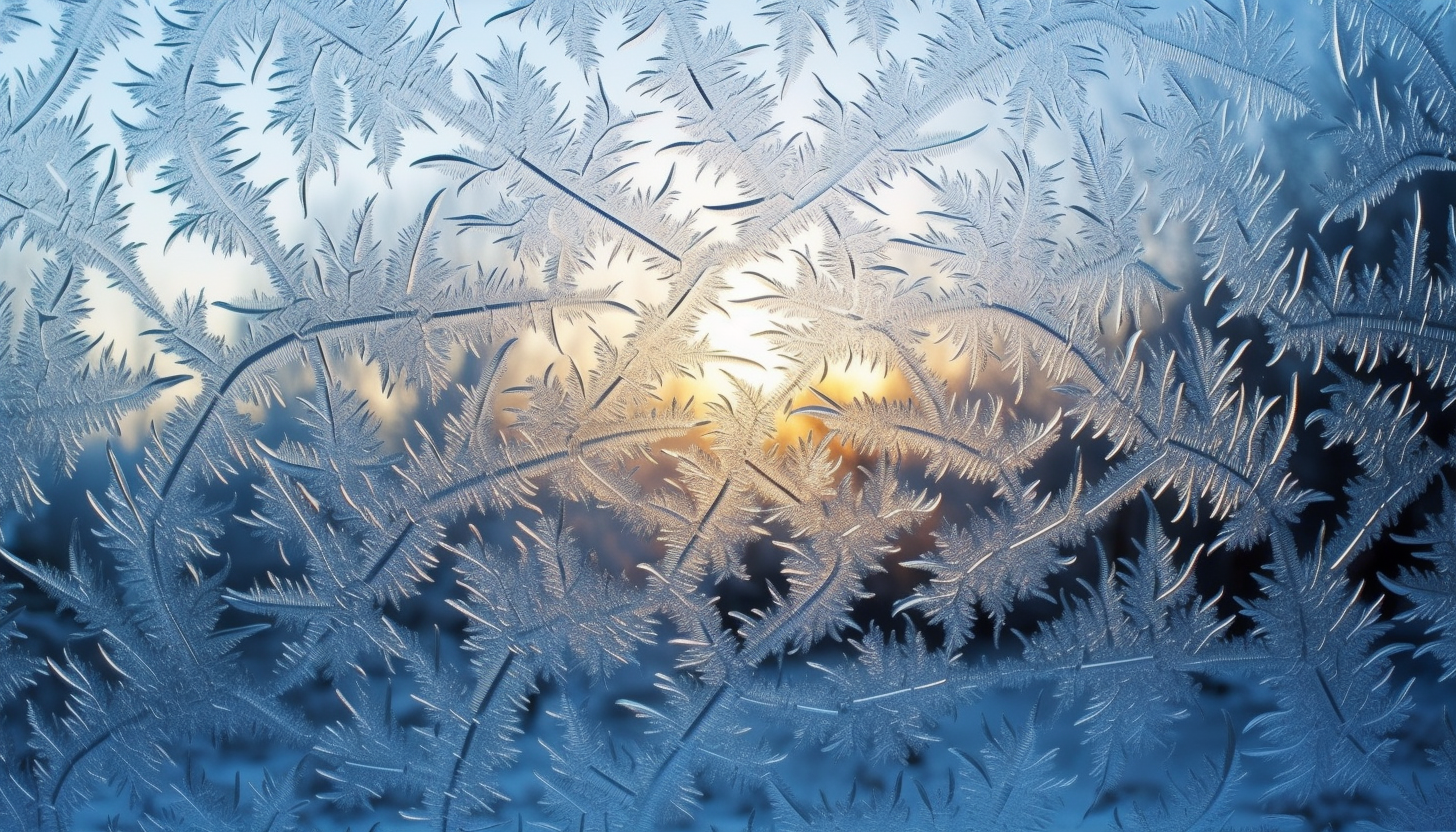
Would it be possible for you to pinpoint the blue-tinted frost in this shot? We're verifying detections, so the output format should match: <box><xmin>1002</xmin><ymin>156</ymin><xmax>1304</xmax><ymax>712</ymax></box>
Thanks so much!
<box><xmin>0</xmin><ymin>0</ymin><xmax>1454</xmax><ymax>830</ymax></box>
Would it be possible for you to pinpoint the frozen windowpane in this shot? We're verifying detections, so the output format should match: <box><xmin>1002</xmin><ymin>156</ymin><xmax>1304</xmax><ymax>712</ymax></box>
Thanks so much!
<box><xmin>0</xmin><ymin>1</ymin><xmax>1454</xmax><ymax>829</ymax></box>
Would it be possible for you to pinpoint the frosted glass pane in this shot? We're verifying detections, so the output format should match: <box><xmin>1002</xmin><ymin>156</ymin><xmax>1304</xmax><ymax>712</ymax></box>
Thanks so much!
<box><xmin>0</xmin><ymin>1</ymin><xmax>1453</xmax><ymax>829</ymax></box>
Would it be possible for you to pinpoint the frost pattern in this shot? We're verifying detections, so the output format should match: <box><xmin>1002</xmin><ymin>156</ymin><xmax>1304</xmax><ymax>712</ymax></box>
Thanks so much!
<box><xmin>0</xmin><ymin>0</ymin><xmax>1454</xmax><ymax>830</ymax></box>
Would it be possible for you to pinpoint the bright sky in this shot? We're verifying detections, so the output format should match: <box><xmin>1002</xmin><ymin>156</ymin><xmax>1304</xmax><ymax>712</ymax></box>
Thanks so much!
<box><xmin>0</xmin><ymin>0</ymin><xmax>1237</xmax><ymax>454</ymax></box>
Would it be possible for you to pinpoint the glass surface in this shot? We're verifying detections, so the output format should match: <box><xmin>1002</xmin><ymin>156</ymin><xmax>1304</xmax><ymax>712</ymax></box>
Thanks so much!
<box><xmin>1</xmin><ymin>1</ymin><xmax>1454</xmax><ymax>829</ymax></box>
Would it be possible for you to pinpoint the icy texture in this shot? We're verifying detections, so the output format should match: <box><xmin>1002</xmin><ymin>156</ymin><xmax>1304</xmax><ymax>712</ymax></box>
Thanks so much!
<box><xmin>0</xmin><ymin>0</ymin><xmax>1454</xmax><ymax>829</ymax></box>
